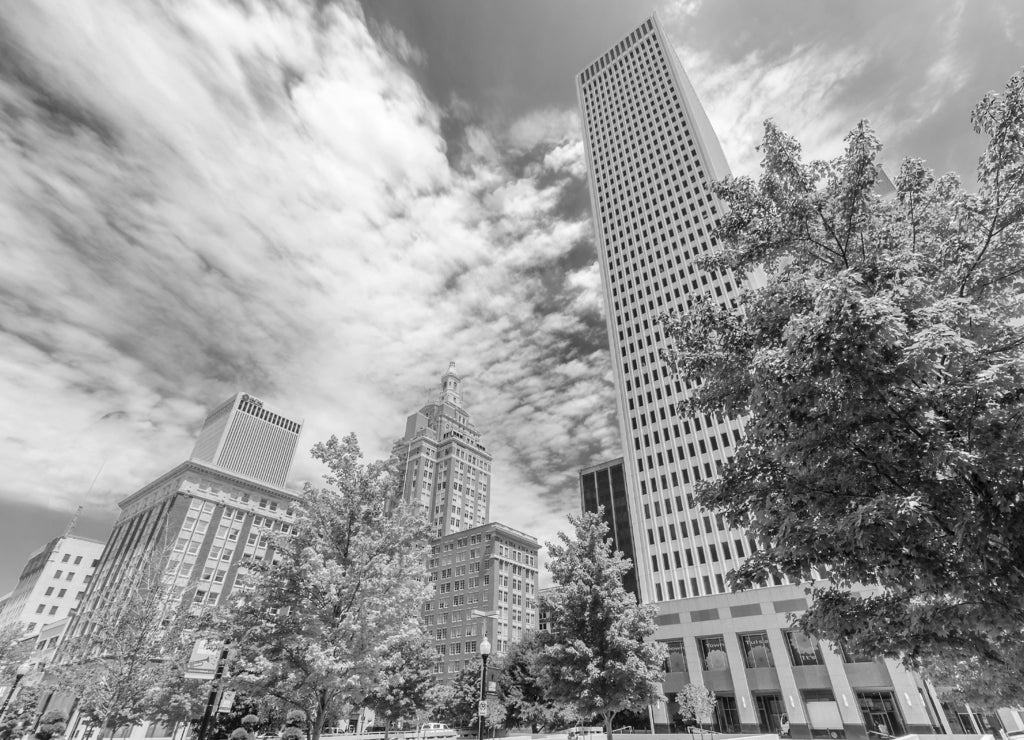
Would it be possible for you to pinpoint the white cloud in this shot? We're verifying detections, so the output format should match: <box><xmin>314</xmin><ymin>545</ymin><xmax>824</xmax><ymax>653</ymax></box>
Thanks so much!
<box><xmin>0</xmin><ymin>0</ymin><xmax>617</xmax><ymax>567</ymax></box>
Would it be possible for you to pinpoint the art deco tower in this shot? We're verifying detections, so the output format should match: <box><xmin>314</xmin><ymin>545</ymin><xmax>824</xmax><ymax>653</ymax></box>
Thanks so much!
<box><xmin>392</xmin><ymin>363</ymin><xmax>493</xmax><ymax>537</ymax></box>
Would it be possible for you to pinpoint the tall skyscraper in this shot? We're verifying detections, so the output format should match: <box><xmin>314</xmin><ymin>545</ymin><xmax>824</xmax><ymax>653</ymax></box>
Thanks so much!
<box><xmin>393</xmin><ymin>363</ymin><xmax>492</xmax><ymax>537</ymax></box>
<box><xmin>578</xmin><ymin>16</ymin><xmax>951</xmax><ymax>738</ymax></box>
<box><xmin>190</xmin><ymin>392</ymin><xmax>303</xmax><ymax>487</ymax></box>
<box><xmin>579</xmin><ymin>458</ymin><xmax>640</xmax><ymax>601</ymax></box>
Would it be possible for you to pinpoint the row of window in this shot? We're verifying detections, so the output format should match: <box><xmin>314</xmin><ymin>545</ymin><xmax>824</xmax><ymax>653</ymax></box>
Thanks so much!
<box><xmin>662</xmin><ymin>630</ymin><xmax>876</xmax><ymax>673</ymax></box>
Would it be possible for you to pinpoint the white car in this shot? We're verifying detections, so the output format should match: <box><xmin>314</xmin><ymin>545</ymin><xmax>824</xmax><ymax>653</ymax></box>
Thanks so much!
<box><xmin>415</xmin><ymin>723</ymin><xmax>457</xmax><ymax>740</ymax></box>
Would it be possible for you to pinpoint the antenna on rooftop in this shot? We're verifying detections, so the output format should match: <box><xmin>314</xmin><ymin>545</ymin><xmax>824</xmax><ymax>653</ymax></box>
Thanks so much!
<box><xmin>64</xmin><ymin>505</ymin><xmax>83</xmax><ymax>537</ymax></box>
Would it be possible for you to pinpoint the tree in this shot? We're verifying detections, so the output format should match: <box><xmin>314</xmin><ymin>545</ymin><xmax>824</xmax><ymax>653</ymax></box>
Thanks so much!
<box><xmin>0</xmin><ymin>623</ymin><xmax>29</xmax><ymax>683</ymax></box>
<box><xmin>363</xmin><ymin>632</ymin><xmax>437</xmax><ymax>738</ymax></box>
<box><xmin>534</xmin><ymin>511</ymin><xmax>665</xmax><ymax>740</ymax></box>
<box><xmin>0</xmin><ymin>685</ymin><xmax>40</xmax><ymax>740</ymax></box>
<box><xmin>428</xmin><ymin>666</ymin><xmax>481</xmax><ymax>730</ymax></box>
<box><xmin>226</xmin><ymin>434</ymin><xmax>433</xmax><ymax>740</ymax></box>
<box><xmin>659</xmin><ymin>70</ymin><xmax>1024</xmax><ymax>696</ymax></box>
<box><xmin>32</xmin><ymin>710</ymin><xmax>67</xmax><ymax>740</ymax></box>
<box><xmin>496</xmin><ymin>635</ymin><xmax>577</xmax><ymax>732</ymax></box>
<box><xmin>675</xmin><ymin>685</ymin><xmax>715</xmax><ymax>739</ymax></box>
<box><xmin>52</xmin><ymin>550</ymin><xmax>196</xmax><ymax>738</ymax></box>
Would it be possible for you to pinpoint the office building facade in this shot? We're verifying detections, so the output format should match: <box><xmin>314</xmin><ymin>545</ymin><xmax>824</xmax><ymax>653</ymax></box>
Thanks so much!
<box><xmin>579</xmin><ymin>458</ymin><xmax>640</xmax><ymax>601</ymax></box>
<box><xmin>424</xmin><ymin>522</ymin><xmax>539</xmax><ymax>680</ymax></box>
<box><xmin>393</xmin><ymin>363</ymin><xmax>492</xmax><ymax>538</ymax></box>
<box><xmin>190</xmin><ymin>392</ymin><xmax>302</xmax><ymax>488</ymax></box>
<box><xmin>0</xmin><ymin>535</ymin><xmax>104</xmax><ymax>642</ymax></box>
<box><xmin>577</xmin><ymin>16</ymin><xmax>953</xmax><ymax>738</ymax></box>
<box><xmin>63</xmin><ymin>394</ymin><xmax>302</xmax><ymax>652</ymax></box>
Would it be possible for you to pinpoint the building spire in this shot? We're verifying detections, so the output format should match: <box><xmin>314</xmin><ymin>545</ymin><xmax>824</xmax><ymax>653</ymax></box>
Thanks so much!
<box><xmin>64</xmin><ymin>505</ymin><xmax>83</xmax><ymax>537</ymax></box>
<box><xmin>440</xmin><ymin>361</ymin><xmax>462</xmax><ymax>408</ymax></box>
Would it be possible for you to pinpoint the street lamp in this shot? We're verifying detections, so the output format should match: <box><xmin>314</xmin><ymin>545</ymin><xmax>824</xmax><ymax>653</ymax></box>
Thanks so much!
<box><xmin>0</xmin><ymin>662</ymin><xmax>31</xmax><ymax>724</ymax></box>
<box><xmin>477</xmin><ymin>636</ymin><xmax>491</xmax><ymax>740</ymax></box>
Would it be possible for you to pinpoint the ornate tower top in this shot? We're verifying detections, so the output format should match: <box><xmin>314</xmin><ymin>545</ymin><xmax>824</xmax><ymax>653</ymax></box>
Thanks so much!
<box><xmin>440</xmin><ymin>361</ymin><xmax>461</xmax><ymax>408</ymax></box>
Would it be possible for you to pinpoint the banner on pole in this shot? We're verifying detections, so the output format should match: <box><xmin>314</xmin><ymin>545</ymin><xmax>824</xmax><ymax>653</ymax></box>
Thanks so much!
<box><xmin>185</xmin><ymin>639</ymin><xmax>221</xmax><ymax>680</ymax></box>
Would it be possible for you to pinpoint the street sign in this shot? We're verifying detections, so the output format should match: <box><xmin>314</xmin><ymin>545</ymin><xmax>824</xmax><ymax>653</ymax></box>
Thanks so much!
<box><xmin>478</xmin><ymin>700</ymin><xmax>488</xmax><ymax>717</ymax></box>
<box><xmin>218</xmin><ymin>691</ymin><xmax>236</xmax><ymax>713</ymax></box>
<box><xmin>185</xmin><ymin>639</ymin><xmax>220</xmax><ymax>680</ymax></box>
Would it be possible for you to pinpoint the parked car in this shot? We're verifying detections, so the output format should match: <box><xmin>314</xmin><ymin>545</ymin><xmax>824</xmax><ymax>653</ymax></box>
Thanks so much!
<box><xmin>415</xmin><ymin>723</ymin><xmax>457</xmax><ymax>740</ymax></box>
<box><xmin>568</xmin><ymin>727</ymin><xmax>604</xmax><ymax>740</ymax></box>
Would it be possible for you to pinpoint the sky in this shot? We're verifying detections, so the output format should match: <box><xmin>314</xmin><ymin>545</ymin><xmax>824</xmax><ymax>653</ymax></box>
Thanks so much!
<box><xmin>1</xmin><ymin>0</ymin><xmax>1021</xmax><ymax>589</ymax></box>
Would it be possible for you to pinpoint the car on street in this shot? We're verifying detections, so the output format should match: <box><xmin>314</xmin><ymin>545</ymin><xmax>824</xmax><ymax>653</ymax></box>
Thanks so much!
<box><xmin>415</xmin><ymin>723</ymin><xmax>457</xmax><ymax>740</ymax></box>
<box><xmin>568</xmin><ymin>727</ymin><xmax>604</xmax><ymax>740</ymax></box>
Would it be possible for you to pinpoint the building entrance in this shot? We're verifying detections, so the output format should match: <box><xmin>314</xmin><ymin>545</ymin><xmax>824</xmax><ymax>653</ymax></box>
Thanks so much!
<box><xmin>856</xmin><ymin>691</ymin><xmax>905</xmax><ymax>738</ymax></box>
<box><xmin>755</xmin><ymin>694</ymin><xmax>786</xmax><ymax>734</ymax></box>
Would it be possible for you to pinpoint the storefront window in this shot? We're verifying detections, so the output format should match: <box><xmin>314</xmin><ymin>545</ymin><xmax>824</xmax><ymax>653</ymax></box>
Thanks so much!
<box><xmin>739</xmin><ymin>631</ymin><xmax>775</xmax><ymax>668</ymax></box>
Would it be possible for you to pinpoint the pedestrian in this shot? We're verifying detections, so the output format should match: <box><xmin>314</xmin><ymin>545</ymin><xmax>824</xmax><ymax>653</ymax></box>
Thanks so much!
<box><xmin>780</xmin><ymin>715</ymin><xmax>790</xmax><ymax>738</ymax></box>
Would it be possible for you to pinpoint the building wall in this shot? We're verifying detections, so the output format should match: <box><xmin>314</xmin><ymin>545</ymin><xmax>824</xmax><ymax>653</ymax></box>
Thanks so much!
<box><xmin>579</xmin><ymin>458</ymin><xmax>640</xmax><ymax>601</ymax></box>
<box><xmin>63</xmin><ymin>461</ymin><xmax>299</xmax><ymax>650</ymax></box>
<box><xmin>424</xmin><ymin>522</ymin><xmax>539</xmax><ymax>682</ymax></box>
<box><xmin>0</xmin><ymin>536</ymin><xmax>104</xmax><ymax>640</ymax></box>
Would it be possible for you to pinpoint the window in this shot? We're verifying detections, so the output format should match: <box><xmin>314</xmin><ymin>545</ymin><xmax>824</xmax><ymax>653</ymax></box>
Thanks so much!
<box><xmin>61</xmin><ymin>554</ymin><xmax>70</xmax><ymax>563</ymax></box>
<box><xmin>840</xmin><ymin>641</ymin><xmax>875</xmax><ymax>664</ymax></box>
<box><xmin>662</xmin><ymin>640</ymin><xmax>687</xmax><ymax>673</ymax></box>
<box><xmin>697</xmin><ymin>635</ymin><xmax>729</xmax><ymax>671</ymax></box>
<box><xmin>36</xmin><ymin>604</ymin><xmax>46</xmax><ymax>614</ymax></box>
<box><xmin>739</xmin><ymin>632</ymin><xmax>774</xmax><ymax>668</ymax></box>
<box><xmin>54</xmin><ymin>570</ymin><xmax>63</xmax><ymax>579</ymax></box>
<box><xmin>57</xmin><ymin>589</ymin><xmax>66</xmax><ymax>598</ymax></box>
<box><xmin>785</xmin><ymin>630</ymin><xmax>824</xmax><ymax>666</ymax></box>
<box><xmin>45</xmin><ymin>587</ymin><xmax>54</xmax><ymax>596</ymax></box>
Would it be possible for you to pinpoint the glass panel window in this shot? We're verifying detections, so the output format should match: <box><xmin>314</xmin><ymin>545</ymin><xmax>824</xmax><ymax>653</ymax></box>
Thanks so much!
<box><xmin>739</xmin><ymin>632</ymin><xmax>774</xmax><ymax>668</ymax></box>
<box><xmin>662</xmin><ymin>640</ymin><xmax>687</xmax><ymax>672</ymax></box>
<box><xmin>840</xmin><ymin>640</ymin><xmax>875</xmax><ymax>664</ymax></box>
<box><xmin>698</xmin><ymin>635</ymin><xmax>729</xmax><ymax>671</ymax></box>
<box><xmin>785</xmin><ymin>630</ymin><xmax>824</xmax><ymax>666</ymax></box>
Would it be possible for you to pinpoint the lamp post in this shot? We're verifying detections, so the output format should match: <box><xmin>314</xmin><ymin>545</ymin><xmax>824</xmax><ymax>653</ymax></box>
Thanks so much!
<box><xmin>477</xmin><ymin>636</ymin><xmax>491</xmax><ymax>740</ymax></box>
<box><xmin>0</xmin><ymin>662</ymin><xmax>31</xmax><ymax>724</ymax></box>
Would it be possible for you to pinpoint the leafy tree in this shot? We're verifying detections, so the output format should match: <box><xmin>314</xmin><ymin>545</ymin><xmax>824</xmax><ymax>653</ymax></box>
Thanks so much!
<box><xmin>363</xmin><ymin>632</ymin><xmax>437</xmax><ymax>738</ymax></box>
<box><xmin>52</xmin><ymin>550</ymin><xmax>196</xmax><ymax>738</ymax></box>
<box><xmin>534</xmin><ymin>511</ymin><xmax>665</xmax><ymax>740</ymax></box>
<box><xmin>32</xmin><ymin>710</ymin><xmax>67</xmax><ymax>740</ymax></box>
<box><xmin>0</xmin><ymin>685</ymin><xmax>40</xmax><ymax>740</ymax></box>
<box><xmin>0</xmin><ymin>623</ymin><xmax>29</xmax><ymax>683</ymax></box>
<box><xmin>496</xmin><ymin>635</ymin><xmax>577</xmax><ymax>732</ymax></box>
<box><xmin>428</xmin><ymin>666</ymin><xmax>481</xmax><ymax>729</ymax></box>
<box><xmin>675</xmin><ymin>685</ymin><xmax>715</xmax><ymax>739</ymax></box>
<box><xmin>660</xmin><ymin>70</ymin><xmax>1024</xmax><ymax>697</ymax></box>
<box><xmin>226</xmin><ymin>434</ymin><xmax>432</xmax><ymax>740</ymax></box>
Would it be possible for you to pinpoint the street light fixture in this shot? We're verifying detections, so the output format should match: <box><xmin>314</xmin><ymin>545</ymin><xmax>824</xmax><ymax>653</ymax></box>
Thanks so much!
<box><xmin>477</xmin><ymin>636</ymin><xmax>491</xmax><ymax>740</ymax></box>
<box><xmin>0</xmin><ymin>661</ymin><xmax>32</xmax><ymax>724</ymax></box>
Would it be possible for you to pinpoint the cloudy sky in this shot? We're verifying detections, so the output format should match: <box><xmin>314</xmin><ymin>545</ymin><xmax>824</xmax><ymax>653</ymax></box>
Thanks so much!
<box><xmin>1</xmin><ymin>0</ymin><xmax>1021</xmax><ymax>588</ymax></box>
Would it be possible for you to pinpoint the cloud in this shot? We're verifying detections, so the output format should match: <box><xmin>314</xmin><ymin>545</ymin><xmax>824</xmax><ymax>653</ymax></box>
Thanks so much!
<box><xmin>0</xmin><ymin>0</ymin><xmax>618</xmax><ymax>568</ymax></box>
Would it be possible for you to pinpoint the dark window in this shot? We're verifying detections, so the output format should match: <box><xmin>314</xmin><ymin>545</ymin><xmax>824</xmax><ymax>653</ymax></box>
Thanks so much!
<box><xmin>785</xmin><ymin>630</ymin><xmax>824</xmax><ymax>666</ymax></box>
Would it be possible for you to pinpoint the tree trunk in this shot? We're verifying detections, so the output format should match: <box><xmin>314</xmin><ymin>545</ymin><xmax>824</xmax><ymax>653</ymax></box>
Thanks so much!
<box><xmin>312</xmin><ymin>705</ymin><xmax>329</xmax><ymax>740</ymax></box>
<box><xmin>384</xmin><ymin>719</ymin><xmax>391</xmax><ymax>740</ymax></box>
<box><xmin>602</xmin><ymin>711</ymin><xmax>616</xmax><ymax>740</ymax></box>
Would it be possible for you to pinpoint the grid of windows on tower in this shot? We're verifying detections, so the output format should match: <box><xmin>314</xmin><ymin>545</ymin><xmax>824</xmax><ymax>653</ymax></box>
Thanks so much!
<box><xmin>580</xmin><ymin>20</ymin><xmax>783</xmax><ymax>601</ymax></box>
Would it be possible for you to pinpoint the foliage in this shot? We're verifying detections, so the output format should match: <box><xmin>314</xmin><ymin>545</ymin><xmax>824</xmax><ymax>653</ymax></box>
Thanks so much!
<box><xmin>675</xmin><ymin>685</ymin><xmax>715</xmax><ymax>728</ymax></box>
<box><xmin>363</xmin><ymin>632</ymin><xmax>437</xmax><ymax>737</ymax></box>
<box><xmin>0</xmin><ymin>685</ymin><xmax>40</xmax><ymax>740</ymax></box>
<box><xmin>230</xmin><ymin>729</ymin><xmax>250</xmax><ymax>740</ymax></box>
<box><xmin>33</xmin><ymin>710</ymin><xmax>67</xmax><ymax>740</ymax></box>
<box><xmin>495</xmin><ymin>634</ymin><xmax>577</xmax><ymax>731</ymax></box>
<box><xmin>225</xmin><ymin>434</ymin><xmax>432</xmax><ymax>740</ymax></box>
<box><xmin>0</xmin><ymin>623</ymin><xmax>29</xmax><ymax>683</ymax></box>
<box><xmin>428</xmin><ymin>666</ymin><xmax>481</xmax><ymax>729</ymax></box>
<box><xmin>660</xmin><ymin>70</ymin><xmax>1024</xmax><ymax>696</ymax></box>
<box><xmin>281</xmin><ymin>710</ymin><xmax>305</xmax><ymax>740</ymax></box>
<box><xmin>534</xmin><ymin>511</ymin><xmax>665</xmax><ymax>740</ymax></box>
<box><xmin>51</xmin><ymin>550</ymin><xmax>196</xmax><ymax>737</ymax></box>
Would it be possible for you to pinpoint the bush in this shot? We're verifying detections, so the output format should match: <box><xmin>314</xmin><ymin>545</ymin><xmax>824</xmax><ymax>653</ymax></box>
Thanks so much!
<box><xmin>34</xmin><ymin>711</ymin><xmax>67</xmax><ymax>740</ymax></box>
<box><xmin>231</xmin><ymin>729</ymin><xmax>250</xmax><ymax>740</ymax></box>
<box><xmin>242</xmin><ymin>716</ymin><xmax>260</xmax><ymax>731</ymax></box>
<box><xmin>281</xmin><ymin>711</ymin><xmax>305</xmax><ymax>740</ymax></box>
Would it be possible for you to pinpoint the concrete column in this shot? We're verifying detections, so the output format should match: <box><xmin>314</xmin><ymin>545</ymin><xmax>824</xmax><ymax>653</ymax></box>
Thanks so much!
<box><xmin>818</xmin><ymin>642</ymin><xmax>866</xmax><ymax>739</ymax></box>
<box><xmin>723</xmin><ymin>632</ymin><xmax>761</xmax><ymax>732</ymax></box>
<box><xmin>766</xmin><ymin>630</ymin><xmax>809</xmax><ymax>737</ymax></box>
<box><xmin>882</xmin><ymin>659</ymin><xmax>935</xmax><ymax>734</ymax></box>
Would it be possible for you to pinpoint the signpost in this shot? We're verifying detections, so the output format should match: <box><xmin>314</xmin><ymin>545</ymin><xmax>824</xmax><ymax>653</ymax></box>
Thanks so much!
<box><xmin>478</xmin><ymin>700</ymin><xmax>488</xmax><ymax>718</ymax></box>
